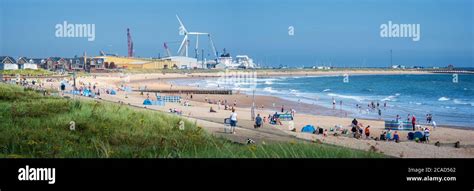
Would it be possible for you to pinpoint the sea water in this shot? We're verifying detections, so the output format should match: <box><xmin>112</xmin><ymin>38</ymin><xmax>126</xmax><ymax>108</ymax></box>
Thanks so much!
<box><xmin>173</xmin><ymin>74</ymin><xmax>474</xmax><ymax>128</ymax></box>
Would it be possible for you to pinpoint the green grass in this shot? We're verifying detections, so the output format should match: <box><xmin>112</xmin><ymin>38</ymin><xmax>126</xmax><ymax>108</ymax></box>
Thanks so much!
<box><xmin>0</xmin><ymin>83</ymin><xmax>384</xmax><ymax>158</ymax></box>
<box><xmin>0</xmin><ymin>69</ymin><xmax>54</xmax><ymax>76</ymax></box>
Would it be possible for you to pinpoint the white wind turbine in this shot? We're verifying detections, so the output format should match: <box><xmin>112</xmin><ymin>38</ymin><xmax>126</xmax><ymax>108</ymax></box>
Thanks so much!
<box><xmin>176</xmin><ymin>15</ymin><xmax>211</xmax><ymax>58</ymax></box>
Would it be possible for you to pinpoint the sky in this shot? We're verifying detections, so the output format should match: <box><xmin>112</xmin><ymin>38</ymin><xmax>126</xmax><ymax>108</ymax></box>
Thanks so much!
<box><xmin>0</xmin><ymin>0</ymin><xmax>473</xmax><ymax>67</ymax></box>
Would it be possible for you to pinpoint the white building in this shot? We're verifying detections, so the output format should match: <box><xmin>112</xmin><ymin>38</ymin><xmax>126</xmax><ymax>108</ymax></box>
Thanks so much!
<box><xmin>161</xmin><ymin>56</ymin><xmax>199</xmax><ymax>69</ymax></box>
<box><xmin>0</xmin><ymin>56</ymin><xmax>18</xmax><ymax>70</ymax></box>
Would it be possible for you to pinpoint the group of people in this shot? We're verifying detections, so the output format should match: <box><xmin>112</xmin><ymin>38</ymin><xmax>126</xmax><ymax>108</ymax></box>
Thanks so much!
<box><xmin>351</xmin><ymin>118</ymin><xmax>402</xmax><ymax>142</ymax></box>
<box><xmin>351</xmin><ymin>118</ymin><xmax>372</xmax><ymax>139</ymax></box>
<box><xmin>378</xmin><ymin>129</ymin><xmax>401</xmax><ymax>142</ymax></box>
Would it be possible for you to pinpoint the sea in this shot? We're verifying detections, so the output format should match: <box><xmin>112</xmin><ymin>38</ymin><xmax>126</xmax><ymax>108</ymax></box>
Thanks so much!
<box><xmin>172</xmin><ymin>74</ymin><xmax>474</xmax><ymax>128</ymax></box>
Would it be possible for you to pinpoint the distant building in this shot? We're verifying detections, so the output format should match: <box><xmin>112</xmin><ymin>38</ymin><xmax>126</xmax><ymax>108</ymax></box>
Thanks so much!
<box><xmin>17</xmin><ymin>57</ymin><xmax>38</xmax><ymax>70</ymax></box>
<box><xmin>161</xmin><ymin>56</ymin><xmax>199</xmax><ymax>69</ymax></box>
<box><xmin>67</xmin><ymin>57</ymin><xmax>84</xmax><ymax>71</ymax></box>
<box><xmin>391</xmin><ymin>65</ymin><xmax>406</xmax><ymax>69</ymax></box>
<box><xmin>44</xmin><ymin>57</ymin><xmax>67</xmax><ymax>71</ymax></box>
<box><xmin>413</xmin><ymin>66</ymin><xmax>424</xmax><ymax>69</ymax></box>
<box><xmin>98</xmin><ymin>56</ymin><xmax>175</xmax><ymax>70</ymax></box>
<box><xmin>0</xmin><ymin>56</ymin><xmax>18</xmax><ymax>70</ymax></box>
<box><xmin>316</xmin><ymin>66</ymin><xmax>332</xmax><ymax>70</ymax></box>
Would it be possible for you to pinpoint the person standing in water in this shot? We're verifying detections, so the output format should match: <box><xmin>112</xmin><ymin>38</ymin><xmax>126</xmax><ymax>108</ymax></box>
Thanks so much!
<box><xmin>332</xmin><ymin>98</ymin><xmax>336</xmax><ymax>110</ymax></box>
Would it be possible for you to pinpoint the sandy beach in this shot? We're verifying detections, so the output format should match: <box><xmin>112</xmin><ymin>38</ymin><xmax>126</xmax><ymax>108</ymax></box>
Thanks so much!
<box><xmin>39</xmin><ymin>70</ymin><xmax>474</xmax><ymax>158</ymax></box>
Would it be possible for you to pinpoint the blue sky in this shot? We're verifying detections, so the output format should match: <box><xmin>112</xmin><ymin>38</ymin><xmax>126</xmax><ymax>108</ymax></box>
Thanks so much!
<box><xmin>0</xmin><ymin>0</ymin><xmax>472</xmax><ymax>67</ymax></box>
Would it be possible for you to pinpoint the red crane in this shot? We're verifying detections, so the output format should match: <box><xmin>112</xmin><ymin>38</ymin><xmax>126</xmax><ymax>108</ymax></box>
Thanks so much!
<box><xmin>127</xmin><ymin>28</ymin><xmax>134</xmax><ymax>57</ymax></box>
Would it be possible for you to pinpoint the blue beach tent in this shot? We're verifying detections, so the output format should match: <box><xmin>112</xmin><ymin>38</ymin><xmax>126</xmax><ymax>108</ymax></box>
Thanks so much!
<box><xmin>143</xmin><ymin>99</ymin><xmax>152</xmax><ymax>105</ymax></box>
<box><xmin>301</xmin><ymin>125</ymin><xmax>316</xmax><ymax>134</ymax></box>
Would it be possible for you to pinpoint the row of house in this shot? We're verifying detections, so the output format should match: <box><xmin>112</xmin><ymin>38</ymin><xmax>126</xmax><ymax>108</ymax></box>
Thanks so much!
<box><xmin>0</xmin><ymin>56</ymin><xmax>107</xmax><ymax>72</ymax></box>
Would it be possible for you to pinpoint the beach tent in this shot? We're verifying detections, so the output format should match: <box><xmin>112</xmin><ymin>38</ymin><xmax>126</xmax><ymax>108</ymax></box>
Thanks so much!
<box><xmin>301</xmin><ymin>125</ymin><xmax>316</xmax><ymax>134</ymax></box>
<box><xmin>83</xmin><ymin>89</ymin><xmax>91</xmax><ymax>97</ymax></box>
<box><xmin>414</xmin><ymin>131</ymin><xmax>424</xmax><ymax>140</ymax></box>
<box><xmin>143</xmin><ymin>99</ymin><xmax>152</xmax><ymax>105</ymax></box>
<box><xmin>110</xmin><ymin>90</ymin><xmax>116</xmax><ymax>95</ymax></box>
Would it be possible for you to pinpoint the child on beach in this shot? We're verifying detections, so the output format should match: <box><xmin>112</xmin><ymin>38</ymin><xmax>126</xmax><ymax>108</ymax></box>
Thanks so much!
<box><xmin>365</xmin><ymin>126</ymin><xmax>370</xmax><ymax>139</ymax></box>
<box><xmin>380</xmin><ymin>131</ymin><xmax>387</xmax><ymax>141</ymax></box>
<box><xmin>424</xmin><ymin>127</ymin><xmax>431</xmax><ymax>143</ymax></box>
<box><xmin>393</xmin><ymin>131</ymin><xmax>400</xmax><ymax>143</ymax></box>
<box><xmin>386</xmin><ymin>130</ymin><xmax>392</xmax><ymax>141</ymax></box>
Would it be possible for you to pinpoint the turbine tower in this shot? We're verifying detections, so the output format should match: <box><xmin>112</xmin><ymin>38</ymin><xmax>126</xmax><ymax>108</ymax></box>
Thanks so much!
<box><xmin>176</xmin><ymin>15</ymin><xmax>216</xmax><ymax>59</ymax></box>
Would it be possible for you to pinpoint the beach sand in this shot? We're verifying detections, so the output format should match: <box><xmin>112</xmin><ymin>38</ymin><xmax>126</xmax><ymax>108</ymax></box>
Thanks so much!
<box><xmin>41</xmin><ymin>70</ymin><xmax>474</xmax><ymax>158</ymax></box>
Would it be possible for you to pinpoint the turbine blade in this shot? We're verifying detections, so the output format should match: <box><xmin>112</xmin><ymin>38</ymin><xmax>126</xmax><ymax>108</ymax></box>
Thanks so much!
<box><xmin>176</xmin><ymin>15</ymin><xmax>188</xmax><ymax>34</ymax></box>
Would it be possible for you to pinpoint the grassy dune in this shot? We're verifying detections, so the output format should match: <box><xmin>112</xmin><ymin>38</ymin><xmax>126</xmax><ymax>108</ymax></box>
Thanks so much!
<box><xmin>0</xmin><ymin>83</ymin><xmax>384</xmax><ymax>158</ymax></box>
<box><xmin>0</xmin><ymin>69</ymin><xmax>54</xmax><ymax>76</ymax></box>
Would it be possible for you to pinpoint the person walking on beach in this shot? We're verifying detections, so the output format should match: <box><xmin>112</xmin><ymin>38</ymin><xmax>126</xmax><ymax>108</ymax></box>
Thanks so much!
<box><xmin>281</xmin><ymin>105</ymin><xmax>285</xmax><ymax>113</ymax></box>
<box><xmin>229</xmin><ymin>109</ymin><xmax>238</xmax><ymax>134</ymax></box>
<box><xmin>412</xmin><ymin>115</ymin><xmax>417</xmax><ymax>131</ymax></box>
<box><xmin>426</xmin><ymin>114</ymin><xmax>432</xmax><ymax>124</ymax></box>
<box><xmin>254</xmin><ymin>114</ymin><xmax>262</xmax><ymax>129</ymax></box>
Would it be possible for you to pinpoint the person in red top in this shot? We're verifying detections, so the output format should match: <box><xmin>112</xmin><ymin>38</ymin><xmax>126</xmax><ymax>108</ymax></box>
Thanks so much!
<box><xmin>412</xmin><ymin>115</ymin><xmax>417</xmax><ymax>131</ymax></box>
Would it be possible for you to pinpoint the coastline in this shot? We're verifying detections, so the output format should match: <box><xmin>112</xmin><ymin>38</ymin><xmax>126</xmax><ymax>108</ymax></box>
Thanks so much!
<box><xmin>164</xmin><ymin>72</ymin><xmax>473</xmax><ymax>130</ymax></box>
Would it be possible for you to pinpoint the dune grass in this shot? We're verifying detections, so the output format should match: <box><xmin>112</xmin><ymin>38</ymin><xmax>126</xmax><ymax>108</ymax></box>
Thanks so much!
<box><xmin>0</xmin><ymin>83</ymin><xmax>384</xmax><ymax>158</ymax></box>
<box><xmin>0</xmin><ymin>69</ymin><xmax>54</xmax><ymax>76</ymax></box>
